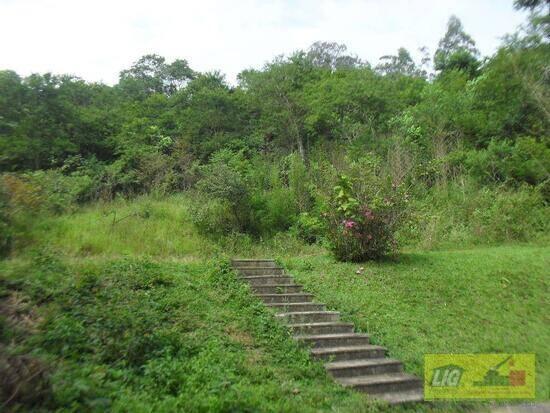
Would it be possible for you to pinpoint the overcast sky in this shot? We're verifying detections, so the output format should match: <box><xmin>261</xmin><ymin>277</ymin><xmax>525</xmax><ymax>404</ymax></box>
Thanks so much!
<box><xmin>0</xmin><ymin>0</ymin><xmax>529</xmax><ymax>85</ymax></box>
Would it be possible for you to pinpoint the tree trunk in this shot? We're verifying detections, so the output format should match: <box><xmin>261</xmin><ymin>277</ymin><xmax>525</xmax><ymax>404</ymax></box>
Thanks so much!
<box><xmin>296</xmin><ymin>135</ymin><xmax>305</xmax><ymax>161</ymax></box>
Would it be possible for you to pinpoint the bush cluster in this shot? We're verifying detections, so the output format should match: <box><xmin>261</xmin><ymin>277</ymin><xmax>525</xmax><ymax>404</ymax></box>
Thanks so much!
<box><xmin>324</xmin><ymin>168</ymin><xmax>407</xmax><ymax>261</ymax></box>
<box><xmin>189</xmin><ymin>150</ymin><xmax>300</xmax><ymax>238</ymax></box>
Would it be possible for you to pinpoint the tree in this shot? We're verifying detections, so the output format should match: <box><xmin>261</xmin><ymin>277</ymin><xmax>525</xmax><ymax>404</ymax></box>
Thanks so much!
<box><xmin>514</xmin><ymin>0</ymin><xmax>549</xmax><ymax>11</ymax></box>
<box><xmin>176</xmin><ymin>72</ymin><xmax>250</xmax><ymax>160</ymax></box>
<box><xmin>239</xmin><ymin>54</ymin><xmax>318</xmax><ymax>160</ymax></box>
<box><xmin>0</xmin><ymin>72</ymin><xmax>118</xmax><ymax>171</ymax></box>
<box><xmin>0</xmin><ymin>71</ymin><xmax>26</xmax><ymax>170</ymax></box>
<box><xmin>434</xmin><ymin>16</ymin><xmax>480</xmax><ymax>76</ymax></box>
<box><xmin>376</xmin><ymin>47</ymin><xmax>425</xmax><ymax>77</ymax></box>
<box><xmin>118</xmin><ymin>54</ymin><xmax>194</xmax><ymax>99</ymax></box>
<box><xmin>305</xmin><ymin>41</ymin><xmax>364</xmax><ymax>71</ymax></box>
<box><xmin>514</xmin><ymin>0</ymin><xmax>550</xmax><ymax>42</ymax></box>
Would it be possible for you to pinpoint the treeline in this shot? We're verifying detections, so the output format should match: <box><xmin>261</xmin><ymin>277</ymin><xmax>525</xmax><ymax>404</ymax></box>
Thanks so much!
<box><xmin>1</xmin><ymin>3</ymin><xmax>549</xmax><ymax>258</ymax></box>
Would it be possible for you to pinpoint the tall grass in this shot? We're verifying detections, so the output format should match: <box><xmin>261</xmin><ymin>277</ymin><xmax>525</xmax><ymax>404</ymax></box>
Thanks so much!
<box><xmin>26</xmin><ymin>194</ymin><xmax>215</xmax><ymax>260</ymax></box>
<box><xmin>400</xmin><ymin>180</ymin><xmax>549</xmax><ymax>250</ymax></box>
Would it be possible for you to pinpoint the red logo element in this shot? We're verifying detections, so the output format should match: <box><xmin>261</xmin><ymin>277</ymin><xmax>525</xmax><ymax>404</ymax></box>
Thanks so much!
<box><xmin>509</xmin><ymin>370</ymin><xmax>526</xmax><ymax>386</ymax></box>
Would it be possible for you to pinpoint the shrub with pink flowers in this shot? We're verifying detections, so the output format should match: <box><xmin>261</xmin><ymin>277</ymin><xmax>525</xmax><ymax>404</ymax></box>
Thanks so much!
<box><xmin>324</xmin><ymin>173</ymin><xmax>406</xmax><ymax>262</ymax></box>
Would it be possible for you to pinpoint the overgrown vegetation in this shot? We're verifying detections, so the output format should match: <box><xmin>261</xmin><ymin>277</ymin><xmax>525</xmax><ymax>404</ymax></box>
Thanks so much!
<box><xmin>1</xmin><ymin>8</ymin><xmax>548</xmax><ymax>256</ymax></box>
<box><xmin>1</xmin><ymin>251</ymin><xmax>372</xmax><ymax>412</ymax></box>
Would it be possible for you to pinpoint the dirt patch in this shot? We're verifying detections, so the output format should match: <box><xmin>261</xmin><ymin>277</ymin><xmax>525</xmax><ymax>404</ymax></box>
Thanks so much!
<box><xmin>225</xmin><ymin>325</ymin><xmax>255</xmax><ymax>347</ymax></box>
<box><xmin>0</xmin><ymin>291</ymin><xmax>43</xmax><ymax>334</ymax></box>
<box><xmin>0</xmin><ymin>292</ymin><xmax>51</xmax><ymax>410</ymax></box>
<box><xmin>0</xmin><ymin>345</ymin><xmax>51</xmax><ymax>410</ymax></box>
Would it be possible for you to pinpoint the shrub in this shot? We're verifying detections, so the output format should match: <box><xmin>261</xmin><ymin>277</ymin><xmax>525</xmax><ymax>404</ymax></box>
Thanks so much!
<box><xmin>285</xmin><ymin>153</ymin><xmax>315</xmax><ymax>212</ymax></box>
<box><xmin>27</xmin><ymin>170</ymin><xmax>94</xmax><ymax>214</ymax></box>
<box><xmin>193</xmin><ymin>150</ymin><xmax>303</xmax><ymax>238</ymax></box>
<box><xmin>402</xmin><ymin>180</ymin><xmax>549</xmax><ymax>248</ymax></box>
<box><xmin>0</xmin><ymin>174</ymin><xmax>42</xmax><ymax>213</ymax></box>
<box><xmin>249</xmin><ymin>188</ymin><xmax>299</xmax><ymax>235</ymax></box>
<box><xmin>189</xmin><ymin>197</ymin><xmax>240</xmax><ymax>238</ymax></box>
<box><xmin>464</xmin><ymin>137</ymin><xmax>550</xmax><ymax>188</ymax></box>
<box><xmin>292</xmin><ymin>212</ymin><xmax>325</xmax><ymax>244</ymax></box>
<box><xmin>195</xmin><ymin>160</ymin><xmax>252</xmax><ymax>234</ymax></box>
<box><xmin>324</xmin><ymin>170</ymin><xmax>406</xmax><ymax>262</ymax></box>
<box><xmin>471</xmin><ymin>185</ymin><xmax>548</xmax><ymax>242</ymax></box>
<box><xmin>1</xmin><ymin>170</ymin><xmax>95</xmax><ymax>215</ymax></box>
<box><xmin>196</xmin><ymin>163</ymin><xmax>248</xmax><ymax>207</ymax></box>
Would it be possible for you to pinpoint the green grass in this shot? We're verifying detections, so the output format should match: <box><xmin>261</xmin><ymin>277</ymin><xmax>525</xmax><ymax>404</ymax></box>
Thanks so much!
<box><xmin>2</xmin><ymin>195</ymin><xmax>548</xmax><ymax>412</ymax></box>
<box><xmin>280</xmin><ymin>245</ymin><xmax>550</xmax><ymax>401</ymax></box>
<box><xmin>1</xmin><ymin>254</ymin><xmax>375</xmax><ymax>412</ymax></box>
<box><xmin>26</xmin><ymin>194</ymin><xmax>215</xmax><ymax>260</ymax></box>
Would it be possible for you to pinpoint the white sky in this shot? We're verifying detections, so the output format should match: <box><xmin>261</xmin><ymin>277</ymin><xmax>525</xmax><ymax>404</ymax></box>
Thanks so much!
<box><xmin>0</xmin><ymin>0</ymin><xmax>529</xmax><ymax>85</ymax></box>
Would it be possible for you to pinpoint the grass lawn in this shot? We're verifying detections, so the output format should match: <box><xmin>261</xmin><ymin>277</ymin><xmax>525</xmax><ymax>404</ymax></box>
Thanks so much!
<box><xmin>1</xmin><ymin>195</ymin><xmax>548</xmax><ymax>412</ymax></box>
<box><xmin>280</xmin><ymin>245</ymin><xmax>550</xmax><ymax>402</ymax></box>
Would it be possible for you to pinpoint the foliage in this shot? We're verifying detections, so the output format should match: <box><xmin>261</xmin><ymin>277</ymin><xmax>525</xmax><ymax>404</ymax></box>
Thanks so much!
<box><xmin>0</xmin><ymin>11</ymin><xmax>548</xmax><ymax>254</ymax></box>
<box><xmin>434</xmin><ymin>15</ymin><xmax>480</xmax><ymax>76</ymax></box>
<box><xmin>401</xmin><ymin>181</ymin><xmax>549</xmax><ymax>248</ymax></box>
<box><xmin>305</xmin><ymin>41</ymin><xmax>364</xmax><ymax>70</ymax></box>
<box><xmin>292</xmin><ymin>212</ymin><xmax>325</xmax><ymax>244</ymax></box>
<box><xmin>0</xmin><ymin>72</ymin><xmax>117</xmax><ymax>171</ymax></box>
<box><xmin>0</xmin><ymin>253</ymin><xmax>370</xmax><ymax>412</ymax></box>
<box><xmin>1</xmin><ymin>171</ymin><xmax>94</xmax><ymax>215</ymax></box>
<box><xmin>191</xmin><ymin>150</ymin><xmax>302</xmax><ymax>238</ymax></box>
<box><xmin>462</xmin><ymin>137</ymin><xmax>550</xmax><ymax>189</ymax></box>
<box><xmin>376</xmin><ymin>47</ymin><xmax>426</xmax><ymax>78</ymax></box>
<box><xmin>1</xmin><ymin>10</ymin><xmax>549</xmax><ymax>412</ymax></box>
<box><xmin>1</xmin><ymin>192</ymin><xmax>548</xmax><ymax>411</ymax></box>
<box><xmin>118</xmin><ymin>54</ymin><xmax>195</xmax><ymax>98</ymax></box>
<box><xmin>0</xmin><ymin>181</ymin><xmax>12</xmax><ymax>256</ymax></box>
<box><xmin>189</xmin><ymin>197</ymin><xmax>240</xmax><ymax>238</ymax></box>
<box><xmin>193</xmin><ymin>152</ymin><xmax>251</xmax><ymax>235</ymax></box>
<box><xmin>249</xmin><ymin>187</ymin><xmax>299</xmax><ymax>235</ymax></box>
<box><xmin>325</xmin><ymin>166</ymin><xmax>407</xmax><ymax>262</ymax></box>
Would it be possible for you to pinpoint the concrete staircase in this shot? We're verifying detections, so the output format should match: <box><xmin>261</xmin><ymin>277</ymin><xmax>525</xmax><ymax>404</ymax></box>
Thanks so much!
<box><xmin>232</xmin><ymin>258</ymin><xmax>424</xmax><ymax>405</ymax></box>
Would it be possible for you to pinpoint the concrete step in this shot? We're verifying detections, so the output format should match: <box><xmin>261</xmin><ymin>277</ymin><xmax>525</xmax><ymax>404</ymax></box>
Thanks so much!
<box><xmin>232</xmin><ymin>257</ymin><xmax>424</xmax><ymax>405</ymax></box>
<box><xmin>375</xmin><ymin>388</ymin><xmax>424</xmax><ymax>405</ymax></box>
<box><xmin>311</xmin><ymin>344</ymin><xmax>386</xmax><ymax>362</ymax></box>
<box><xmin>289</xmin><ymin>322</ymin><xmax>355</xmax><ymax>335</ymax></box>
<box><xmin>294</xmin><ymin>333</ymin><xmax>370</xmax><ymax>348</ymax></box>
<box><xmin>256</xmin><ymin>293</ymin><xmax>314</xmax><ymax>304</ymax></box>
<box><xmin>250</xmin><ymin>284</ymin><xmax>304</xmax><ymax>294</ymax></box>
<box><xmin>276</xmin><ymin>311</ymin><xmax>340</xmax><ymax>324</ymax></box>
<box><xmin>325</xmin><ymin>358</ymin><xmax>403</xmax><ymax>378</ymax></box>
<box><xmin>266</xmin><ymin>302</ymin><xmax>326</xmax><ymax>312</ymax></box>
<box><xmin>336</xmin><ymin>373</ymin><xmax>422</xmax><ymax>395</ymax></box>
<box><xmin>240</xmin><ymin>275</ymin><xmax>293</xmax><ymax>286</ymax></box>
<box><xmin>238</xmin><ymin>267</ymin><xmax>285</xmax><ymax>276</ymax></box>
<box><xmin>232</xmin><ymin>259</ymin><xmax>277</xmax><ymax>268</ymax></box>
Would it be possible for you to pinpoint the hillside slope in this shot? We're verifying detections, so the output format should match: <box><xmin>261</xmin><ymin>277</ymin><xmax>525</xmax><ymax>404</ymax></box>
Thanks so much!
<box><xmin>1</xmin><ymin>195</ymin><xmax>547</xmax><ymax>412</ymax></box>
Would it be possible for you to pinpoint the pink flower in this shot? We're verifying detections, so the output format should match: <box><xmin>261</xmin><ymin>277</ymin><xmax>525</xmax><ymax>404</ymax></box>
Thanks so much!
<box><xmin>363</xmin><ymin>209</ymin><xmax>373</xmax><ymax>219</ymax></box>
<box><xmin>343</xmin><ymin>219</ymin><xmax>356</xmax><ymax>229</ymax></box>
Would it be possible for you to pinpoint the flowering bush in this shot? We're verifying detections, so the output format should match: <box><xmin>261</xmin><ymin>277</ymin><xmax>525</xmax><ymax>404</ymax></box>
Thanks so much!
<box><xmin>324</xmin><ymin>173</ymin><xmax>406</xmax><ymax>262</ymax></box>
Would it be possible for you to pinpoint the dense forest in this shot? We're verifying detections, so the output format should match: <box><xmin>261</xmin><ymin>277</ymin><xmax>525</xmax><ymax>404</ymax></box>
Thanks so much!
<box><xmin>1</xmin><ymin>2</ymin><xmax>549</xmax><ymax>261</ymax></box>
